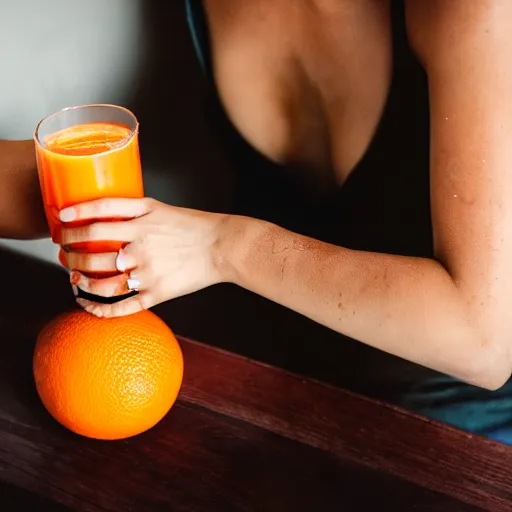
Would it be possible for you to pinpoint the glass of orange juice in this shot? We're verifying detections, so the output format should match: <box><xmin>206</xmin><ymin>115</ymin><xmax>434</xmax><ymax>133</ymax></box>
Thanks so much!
<box><xmin>34</xmin><ymin>104</ymin><xmax>144</xmax><ymax>295</ymax></box>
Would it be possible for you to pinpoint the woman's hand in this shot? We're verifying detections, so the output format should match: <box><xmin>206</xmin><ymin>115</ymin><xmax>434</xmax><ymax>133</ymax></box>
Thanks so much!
<box><xmin>59</xmin><ymin>198</ymin><xmax>231</xmax><ymax>317</ymax></box>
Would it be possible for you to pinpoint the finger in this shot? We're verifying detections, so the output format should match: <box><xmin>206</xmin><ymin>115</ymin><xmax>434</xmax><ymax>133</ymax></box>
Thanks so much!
<box><xmin>63</xmin><ymin>251</ymin><xmax>119</xmax><ymax>273</ymax></box>
<box><xmin>60</xmin><ymin>220</ymin><xmax>137</xmax><ymax>246</ymax></box>
<box><xmin>70</xmin><ymin>270</ymin><xmax>140</xmax><ymax>298</ymax></box>
<box><xmin>59</xmin><ymin>197</ymin><xmax>153</xmax><ymax>223</ymax></box>
<box><xmin>76</xmin><ymin>293</ymin><xmax>154</xmax><ymax>318</ymax></box>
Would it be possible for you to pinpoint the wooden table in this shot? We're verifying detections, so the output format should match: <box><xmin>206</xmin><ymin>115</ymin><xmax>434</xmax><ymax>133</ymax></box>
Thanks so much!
<box><xmin>1</xmin><ymin>248</ymin><xmax>511</xmax><ymax>511</ymax></box>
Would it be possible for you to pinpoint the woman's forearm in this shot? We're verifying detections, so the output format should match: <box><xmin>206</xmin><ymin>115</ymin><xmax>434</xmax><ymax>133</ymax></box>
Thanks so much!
<box><xmin>219</xmin><ymin>216</ymin><xmax>509</xmax><ymax>390</ymax></box>
<box><xmin>0</xmin><ymin>140</ymin><xmax>48</xmax><ymax>238</ymax></box>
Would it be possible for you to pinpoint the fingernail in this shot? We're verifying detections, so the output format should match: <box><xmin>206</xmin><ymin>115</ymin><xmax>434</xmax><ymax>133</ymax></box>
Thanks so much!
<box><xmin>70</xmin><ymin>270</ymin><xmax>80</xmax><ymax>285</ymax></box>
<box><xmin>59</xmin><ymin>207</ymin><xmax>76</xmax><ymax>222</ymax></box>
<box><xmin>71</xmin><ymin>284</ymin><xmax>78</xmax><ymax>296</ymax></box>
<box><xmin>76</xmin><ymin>298</ymin><xmax>102</xmax><ymax>317</ymax></box>
<box><xmin>84</xmin><ymin>303</ymin><xmax>103</xmax><ymax>318</ymax></box>
<box><xmin>116</xmin><ymin>249</ymin><xmax>127</xmax><ymax>272</ymax></box>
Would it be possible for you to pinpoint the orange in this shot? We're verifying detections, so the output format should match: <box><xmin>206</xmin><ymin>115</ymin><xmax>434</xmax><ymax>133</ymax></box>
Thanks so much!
<box><xmin>33</xmin><ymin>309</ymin><xmax>183</xmax><ymax>440</ymax></box>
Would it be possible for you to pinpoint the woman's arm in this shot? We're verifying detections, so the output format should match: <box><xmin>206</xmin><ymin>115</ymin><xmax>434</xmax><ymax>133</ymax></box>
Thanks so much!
<box><xmin>217</xmin><ymin>0</ymin><xmax>512</xmax><ymax>390</ymax></box>
<box><xmin>0</xmin><ymin>139</ymin><xmax>47</xmax><ymax>238</ymax></box>
<box><xmin>219</xmin><ymin>218</ymin><xmax>496</xmax><ymax>387</ymax></box>
<box><xmin>59</xmin><ymin>0</ymin><xmax>512</xmax><ymax>390</ymax></box>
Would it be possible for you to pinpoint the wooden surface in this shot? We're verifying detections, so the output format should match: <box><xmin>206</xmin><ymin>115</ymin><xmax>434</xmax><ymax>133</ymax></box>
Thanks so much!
<box><xmin>1</xmin><ymin>248</ymin><xmax>511</xmax><ymax>511</ymax></box>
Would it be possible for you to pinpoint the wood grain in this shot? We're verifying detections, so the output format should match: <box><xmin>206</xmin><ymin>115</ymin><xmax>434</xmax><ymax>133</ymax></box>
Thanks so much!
<box><xmin>0</xmin><ymin>248</ymin><xmax>505</xmax><ymax>511</ymax></box>
<box><xmin>179</xmin><ymin>338</ymin><xmax>512</xmax><ymax>511</ymax></box>
<box><xmin>0</xmin><ymin>481</ymin><xmax>73</xmax><ymax>512</ymax></box>
<box><xmin>0</xmin><ymin>392</ymin><xmax>486</xmax><ymax>512</ymax></box>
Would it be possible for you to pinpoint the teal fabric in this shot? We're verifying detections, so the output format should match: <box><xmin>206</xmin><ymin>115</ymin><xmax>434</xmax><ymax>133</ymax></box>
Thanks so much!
<box><xmin>185</xmin><ymin>0</ymin><xmax>208</xmax><ymax>75</ymax></box>
<box><xmin>402</xmin><ymin>376</ymin><xmax>512</xmax><ymax>443</ymax></box>
<box><xmin>184</xmin><ymin>0</ymin><xmax>512</xmax><ymax>445</ymax></box>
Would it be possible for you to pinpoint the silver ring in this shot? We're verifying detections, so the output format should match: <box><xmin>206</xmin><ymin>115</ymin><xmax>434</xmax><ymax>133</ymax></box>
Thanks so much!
<box><xmin>126</xmin><ymin>272</ymin><xmax>140</xmax><ymax>291</ymax></box>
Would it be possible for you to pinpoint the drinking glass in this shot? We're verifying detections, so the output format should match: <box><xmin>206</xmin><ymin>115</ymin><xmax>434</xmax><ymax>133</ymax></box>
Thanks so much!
<box><xmin>34</xmin><ymin>104</ymin><xmax>144</xmax><ymax>286</ymax></box>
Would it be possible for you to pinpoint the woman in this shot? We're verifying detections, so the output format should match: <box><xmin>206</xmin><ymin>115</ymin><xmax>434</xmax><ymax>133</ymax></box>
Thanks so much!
<box><xmin>60</xmin><ymin>1</ymin><xmax>512</xmax><ymax>441</ymax></box>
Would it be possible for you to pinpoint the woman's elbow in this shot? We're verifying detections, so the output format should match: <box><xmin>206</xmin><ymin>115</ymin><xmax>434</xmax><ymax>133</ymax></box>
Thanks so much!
<box><xmin>464</xmin><ymin>339</ymin><xmax>511</xmax><ymax>391</ymax></box>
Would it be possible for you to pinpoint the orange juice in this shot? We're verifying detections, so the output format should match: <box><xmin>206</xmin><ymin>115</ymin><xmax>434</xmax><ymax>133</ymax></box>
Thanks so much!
<box><xmin>36</xmin><ymin>120</ymin><xmax>143</xmax><ymax>256</ymax></box>
<box><xmin>35</xmin><ymin>105</ymin><xmax>143</xmax><ymax>283</ymax></box>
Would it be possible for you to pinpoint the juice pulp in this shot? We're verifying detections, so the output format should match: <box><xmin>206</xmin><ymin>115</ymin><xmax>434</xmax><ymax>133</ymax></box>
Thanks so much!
<box><xmin>36</xmin><ymin>121</ymin><xmax>144</xmax><ymax>277</ymax></box>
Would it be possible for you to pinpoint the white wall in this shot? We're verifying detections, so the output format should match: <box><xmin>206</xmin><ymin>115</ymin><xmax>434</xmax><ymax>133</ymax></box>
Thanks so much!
<box><xmin>0</xmin><ymin>0</ymin><xmax>146</xmax><ymax>265</ymax></box>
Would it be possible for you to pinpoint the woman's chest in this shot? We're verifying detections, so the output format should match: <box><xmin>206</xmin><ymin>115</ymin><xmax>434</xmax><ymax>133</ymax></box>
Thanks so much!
<box><xmin>203</xmin><ymin>0</ymin><xmax>393</xmax><ymax>189</ymax></box>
